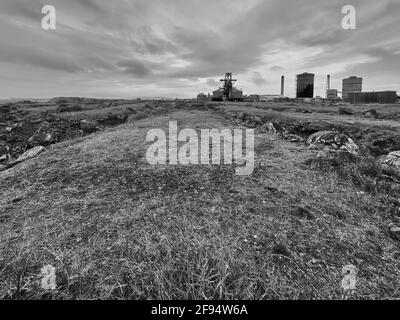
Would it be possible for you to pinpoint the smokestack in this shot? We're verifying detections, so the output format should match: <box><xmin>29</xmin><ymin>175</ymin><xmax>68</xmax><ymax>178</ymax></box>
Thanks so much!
<box><xmin>326</xmin><ymin>75</ymin><xmax>331</xmax><ymax>98</ymax></box>
<box><xmin>281</xmin><ymin>76</ymin><xmax>285</xmax><ymax>96</ymax></box>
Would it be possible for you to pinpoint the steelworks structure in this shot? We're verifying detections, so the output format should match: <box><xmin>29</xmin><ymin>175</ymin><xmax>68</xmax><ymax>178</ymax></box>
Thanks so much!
<box><xmin>342</xmin><ymin>76</ymin><xmax>363</xmax><ymax>101</ymax></box>
<box><xmin>327</xmin><ymin>89</ymin><xmax>338</xmax><ymax>99</ymax></box>
<box><xmin>212</xmin><ymin>73</ymin><xmax>243</xmax><ymax>101</ymax></box>
<box><xmin>296</xmin><ymin>73</ymin><xmax>314</xmax><ymax>98</ymax></box>
<box><xmin>348</xmin><ymin>91</ymin><xmax>397</xmax><ymax>104</ymax></box>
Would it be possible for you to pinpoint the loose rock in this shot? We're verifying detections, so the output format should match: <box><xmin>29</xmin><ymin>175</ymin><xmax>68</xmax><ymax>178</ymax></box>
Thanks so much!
<box><xmin>389</xmin><ymin>225</ymin><xmax>400</xmax><ymax>241</ymax></box>
<box><xmin>16</xmin><ymin>146</ymin><xmax>45</xmax><ymax>163</ymax></box>
<box><xmin>379</xmin><ymin>151</ymin><xmax>400</xmax><ymax>174</ymax></box>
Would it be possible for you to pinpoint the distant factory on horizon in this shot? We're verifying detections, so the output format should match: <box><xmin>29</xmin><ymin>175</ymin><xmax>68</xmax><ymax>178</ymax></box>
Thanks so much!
<box><xmin>197</xmin><ymin>71</ymin><xmax>399</xmax><ymax>104</ymax></box>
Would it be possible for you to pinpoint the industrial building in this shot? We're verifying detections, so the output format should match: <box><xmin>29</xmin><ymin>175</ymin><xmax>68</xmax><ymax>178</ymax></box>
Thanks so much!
<box><xmin>243</xmin><ymin>94</ymin><xmax>260</xmax><ymax>102</ymax></box>
<box><xmin>198</xmin><ymin>72</ymin><xmax>397</xmax><ymax>104</ymax></box>
<box><xmin>197</xmin><ymin>93</ymin><xmax>208</xmax><ymax>101</ymax></box>
<box><xmin>326</xmin><ymin>89</ymin><xmax>339</xmax><ymax>99</ymax></box>
<box><xmin>212</xmin><ymin>73</ymin><xmax>243</xmax><ymax>101</ymax></box>
<box><xmin>325</xmin><ymin>75</ymin><xmax>339</xmax><ymax>100</ymax></box>
<box><xmin>259</xmin><ymin>95</ymin><xmax>288</xmax><ymax>102</ymax></box>
<box><xmin>342</xmin><ymin>76</ymin><xmax>363</xmax><ymax>101</ymax></box>
<box><xmin>348</xmin><ymin>91</ymin><xmax>397</xmax><ymax>104</ymax></box>
<box><xmin>296</xmin><ymin>73</ymin><xmax>314</xmax><ymax>98</ymax></box>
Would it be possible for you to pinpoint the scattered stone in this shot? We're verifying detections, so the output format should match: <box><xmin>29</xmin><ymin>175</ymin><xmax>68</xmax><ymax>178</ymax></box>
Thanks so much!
<box><xmin>15</xmin><ymin>146</ymin><xmax>45</xmax><ymax>163</ymax></box>
<box><xmin>0</xmin><ymin>142</ymin><xmax>10</xmax><ymax>163</ymax></box>
<box><xmin>266</xmin><ymin>122</ymin><xmax>278</xmax><ymax>134</ymax></box>
<box><xmin>260</xmin><ymin>122</ymin><xmax>284</xmax><ymax>134</ymax></box>
<box><xmin>28</xmin><ymin>118</ymin><xmax>84</xmax><ymax>147</ymax></box>
<box><xmin>282</xmin><ymin>133</ymin><xmax>304</xmax><ymax>143</ymax></box>
<box><xmin>307</xmin><ymin>131</ymin><xmax>359</xmax><ymax>155</ymax></box>
<box><xmin>97</xmin><ymin>114</ymin><xmax>128</xmax><ymax>126</ymax></box>
<box><xmin>379</xmin><ymin>151</ymin><xmax>400</xmax><ymax>174</ymax></box>
<box><xmin>389</xmin><ymin>225</ymin><xmax>400</xmax><ymax>241</ymax></box>
<box><xmin>80</xmin><ymin>119</ymin><xmax>99</xmax><ymax>134</ymax></box>
<box><xmin>28</xmin><ymin>124</ymin><xmax>58</xmax><ymax>147</ymax></box>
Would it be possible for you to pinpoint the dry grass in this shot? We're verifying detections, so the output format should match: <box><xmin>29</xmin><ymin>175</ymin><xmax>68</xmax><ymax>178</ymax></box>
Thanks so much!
<box><xmin>1</xmin><ymin>107</ymin><xmax>400</xmax><ymax>300</ymax></box>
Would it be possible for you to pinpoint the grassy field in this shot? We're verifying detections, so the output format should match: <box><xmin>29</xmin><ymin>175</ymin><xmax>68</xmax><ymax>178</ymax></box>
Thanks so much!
<box><xmin>1</xmin><ymin>103</ymin><xmax>400</xmax><ymax>299</ymax></box>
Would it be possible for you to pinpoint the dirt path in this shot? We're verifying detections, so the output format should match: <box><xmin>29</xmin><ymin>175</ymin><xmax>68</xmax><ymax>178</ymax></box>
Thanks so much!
<box><xmin>0</xmin><ymin>109</ymin><xmax>399</xmax><ymax>299</ymax></box>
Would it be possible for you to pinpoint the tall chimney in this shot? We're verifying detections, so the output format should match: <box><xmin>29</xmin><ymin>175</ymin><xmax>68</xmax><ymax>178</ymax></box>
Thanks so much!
<box><xmin>326</xmin><ymin>75</ymin><xmax>331</xmax><ymax>98</ymax></box>
<box><xmin>281</xmin><ymin>76</ymin><xmax>285</xmax><ymax>96</ymax></box>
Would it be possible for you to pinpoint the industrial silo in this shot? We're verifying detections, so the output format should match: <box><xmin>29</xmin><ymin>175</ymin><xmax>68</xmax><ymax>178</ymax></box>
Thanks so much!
<box><xmin>342</xmin><ymin>76</ymin><xmax>362</xmax><ymax>101</ymax></box>
<box><xmin>296</xmin><ymin>73</ymin><xmax>315</xmax><ymax>98</ymax></box>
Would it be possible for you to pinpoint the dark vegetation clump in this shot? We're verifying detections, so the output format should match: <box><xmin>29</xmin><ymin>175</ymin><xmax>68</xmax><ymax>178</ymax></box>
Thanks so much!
<box><xmin>56</xmin><ymin>104</ymin><xmax>83</xmax><ymax>113</ymax></box>
<box><xmin>338</xmin><ymin>107</ymin><xmax>354</xmax><ymax>116</ymax></box>
<box><xmin>306</xmin><ymin>152</ymin><xmax>400</xmax><ymax>198</ymax></box>
<box><xmin>361</xmin><ymin>132</ymin><xmax>400</xmax><ymax>157</ymax></box>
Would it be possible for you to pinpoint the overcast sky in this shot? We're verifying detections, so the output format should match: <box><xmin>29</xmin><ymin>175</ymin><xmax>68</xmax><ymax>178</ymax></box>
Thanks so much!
<box><xmin>0</xmin><ymin>0</ymin><xmax>399</xmax><ymax>99</ymax></box>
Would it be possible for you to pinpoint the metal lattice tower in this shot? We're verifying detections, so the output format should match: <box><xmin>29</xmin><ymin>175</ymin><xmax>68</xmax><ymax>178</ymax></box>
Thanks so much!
<box><xmin>220</xmin><ymin>73</ymin><xmax>237</xmax><ymax>100</ymax></box>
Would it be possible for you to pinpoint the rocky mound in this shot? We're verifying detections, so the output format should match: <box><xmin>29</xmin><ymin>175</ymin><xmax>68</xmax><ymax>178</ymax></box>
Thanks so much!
<box><xmin>307</xmin><ymin>131</ymin><xmax>359</xmax><ymax>155</ymax></box>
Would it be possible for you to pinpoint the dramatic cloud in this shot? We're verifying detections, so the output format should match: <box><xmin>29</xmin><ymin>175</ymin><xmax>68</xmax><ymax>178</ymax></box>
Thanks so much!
<box><xmin>117</xmin><ymin>59</ymin><xmax>152</xmax><ymax>76</ymax></box>
<box><xmin>251</xmin><ymin>72</ymin><xmax>268</xmax><ymax>87</ymax></box>
<box><xmin>0</xmin><ymin>0</ymin><xmax>399</xmax><ymax>98</ymax></box>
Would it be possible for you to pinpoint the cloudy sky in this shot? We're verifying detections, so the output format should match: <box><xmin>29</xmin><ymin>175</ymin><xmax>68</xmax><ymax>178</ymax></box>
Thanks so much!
<box><xmin>0</xmin><ymin>0</ymin><xmax>399</xmax><ymax>99</ymax></box>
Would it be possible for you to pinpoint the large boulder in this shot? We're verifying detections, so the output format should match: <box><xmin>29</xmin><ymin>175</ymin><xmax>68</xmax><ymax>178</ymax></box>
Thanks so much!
<box><xmin>5</xmin><ymin>122</ymin><xmax>22</xmax><ymax>133</ymax></box>
<box><xmin>379</xmin><ymin>151</ymin><xmax>400</xmax><ymax>174</ymax></box>
<box><xmin>307</xmin><ymin>131</ymin><xmax>359</xmax><ymax>155</ymax></box>
<box><xmin>260</xmin><ymin>122</ymin><xmax>285</xmax><ymax>134</ymax></box>
<box><xmin>15</xmin><ymin>146</ymin><xmax>45</xmax><ymax>163</ymax></box>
